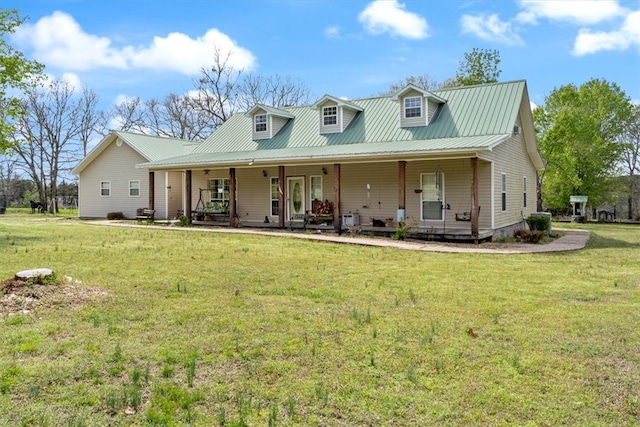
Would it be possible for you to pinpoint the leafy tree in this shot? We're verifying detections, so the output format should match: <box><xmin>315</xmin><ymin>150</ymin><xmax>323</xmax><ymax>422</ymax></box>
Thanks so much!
<box><xmin>0</xmin><ymin>8</ymin><xmax>44</xmax><ymax>152</ymax></box>
<box><xmin>534</xmin><ymin>78</ymin><xmax>633</xmax><ymax>210</ymax></box>
<box><xmin>455</xmin><ymin>48</ymin><xmax>501</xmax><ymax>86</ymax></box>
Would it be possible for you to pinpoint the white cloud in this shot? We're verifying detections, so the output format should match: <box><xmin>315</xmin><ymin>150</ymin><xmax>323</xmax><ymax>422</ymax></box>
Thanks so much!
<box><xmin>573</xmin><ymin>10</ymin><xmax>640</xmax><ymax>55</ymax></box>
<box><xmin>12</xmin><ymin>11</ymin><xmax>256</xmax><ymax>75</ymax></box>
<box><xmin>516</xmin><ymin>0</ymin><xmax>626</xmax><ymax>25</ymax></box>
<box><xmin>13</xmin><ymin>11</ymin><xmax>128</xmax><ymax>70</ymax></box>
<box><xmin>460</xmin><ymin>13</ymin><xmax>524</xmax><ymax>46</ymax></box>
<box><xmin>324</xmin><ymin>26</ymin><xmax>341</xmax><ymax>39</ymax></box>
<box><xmin>358</xmin><ymin>0</ymin><xmax>429</xmax><ymax>39</ymax></box>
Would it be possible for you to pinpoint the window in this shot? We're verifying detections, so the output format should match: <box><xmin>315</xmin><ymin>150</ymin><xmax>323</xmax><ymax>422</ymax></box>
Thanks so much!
<box><xmin>255</xmin><ymin>114</ymin><xmax>267</xmax><ymax>132</ymax></box>
<box><xmin>100</xmin><ymin>181</ymin><xmax>110</xmax><ymax>197</ymax></box>
<box><xmin>421</xmin><ymin>172</ymin><xmax>444</xmax><ymax>220</ymax></box>
<box><xmin>323</xmin><ymin>106</ymin><xmax>337</xmax><ymax>126</ymax></box>
<box><xmin>208</xmin><ymin>178</ymin><xmax>230</xmax><ymax>204</ymax></box>
<box><xmin>404</xmin><ymin>96</ymin><xmax>422</xmax><ymax>118</ymax></box>
<box><xmin>523</xmin><ymin>177</ymin><xmax>527</xmax><ymax>208</ymax></box>
<box><xmin>501</xmin><ymin>173</ymin><xmax>507</xmax><ymax>212</ymax></box>
<box><xmin>270</xmin><ymin>177</ymin><xmax>279</xmax><ymax>216</ymax></box>
<box><xmin>310</xmin><ymin>176</ymin><xmax>322</xmax><ymax>206</ymax></box>
<box><xmin>129</xmin><ymin>180</ymin><xmax>140</xmax><ymax>197</ymax></box>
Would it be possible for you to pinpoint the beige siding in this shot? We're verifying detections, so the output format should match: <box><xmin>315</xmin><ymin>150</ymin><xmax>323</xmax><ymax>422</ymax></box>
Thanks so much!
<box><xmin>342</xmin><ymin>108</ymin><xmax>357</xmax><ymax>130</ymax></box>
<box><xmin>165</xmin><ymin>171</ymin><xmax>183</xmax><ymax>219</ymax></box>
<box><xmin>78</xmin><ymin>139</ymin><xmax>150</xmax><ymax>218</ymax></box>
<box><xmin>484</xmin><ymin>113</ymin><xmax>539</xmax><ymax>230</ymax></box>
<box><xmin>427</xmin><ymin>99</ymin><xmax>440</xmax><ymax>123</ymax></box>
<box><xmin>319</xmin><ymin>101</ymin><xmax>341</xmax><ymax>134</ymax></box>
<box><xmin>400</xmin><ymin>90</ymin><xmax>427</xmax><ymax>128</ymax></box>
<box><xmin>184</xmin><ymin>159</ymin><xmax>497</xmax><ymax>230</ymax></box>
<box><xmin>271</xmin><ymin>116</ymin><xmax>289</xmax><ymax>137</ymax></box>
<box><xmin>252</xmin><ymin>109</ymin><xmax>269</xmax><ymax>140</ymax></box>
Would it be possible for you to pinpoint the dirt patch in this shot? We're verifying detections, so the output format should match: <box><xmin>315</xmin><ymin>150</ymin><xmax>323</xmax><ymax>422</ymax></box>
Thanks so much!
<box><xmin>1</xmin><ymin>274</ymin><xmax>109</xmax><ymax>317</ymax></box>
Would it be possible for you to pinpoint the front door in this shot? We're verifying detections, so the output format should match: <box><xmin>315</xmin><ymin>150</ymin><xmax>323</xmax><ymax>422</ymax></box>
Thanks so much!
<box><xmin>287</xmin><ymin>177</ymin><xmax>305</xmax><ymax>220</ymax></box>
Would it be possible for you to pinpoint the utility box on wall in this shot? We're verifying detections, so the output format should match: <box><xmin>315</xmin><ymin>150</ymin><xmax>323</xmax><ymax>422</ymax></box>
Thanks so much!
<box><xmin>342</xmin><ymin>213</ymin><xmax>360</xmax><ymax>227</ymax></box>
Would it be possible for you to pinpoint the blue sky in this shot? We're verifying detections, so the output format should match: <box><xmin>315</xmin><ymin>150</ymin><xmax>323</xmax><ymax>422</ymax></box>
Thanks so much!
<box><xmin>6</xmin><ymin>0</ymin><xmax>640</xmax><ymax>112</ymax></box>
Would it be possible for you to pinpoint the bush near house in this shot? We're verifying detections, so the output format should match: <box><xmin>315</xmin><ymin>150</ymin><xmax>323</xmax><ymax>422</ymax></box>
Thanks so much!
<box><xmin>527</xmin><ymin>214</ymin><xmax>551</xmax><ymax>232</ymax></box>
<box><xmin>106</xmin><ymin>211</ymin><xmax>125</xmax><ymax>220</ymax></box>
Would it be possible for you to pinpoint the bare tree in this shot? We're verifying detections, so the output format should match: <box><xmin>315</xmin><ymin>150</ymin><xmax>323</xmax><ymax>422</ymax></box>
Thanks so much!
<box><xmin>619</xmin><ymin>104</ymin><xmax>640</xmax><ymax>219</ymax></box>
<box><xmin>235</xmin><ymin>73</ymin><xmax>312</xmax><ymax>110</ymax></box>
<box><xmin>378</xmin><ymin>74</ymin><xmax>446</xmax><ymax>96</ymax></box>
<box><xmin>191</xmin><ymin>45</ymin><xmax>243</xmax><ymax>127</ymax></box>
<box><xmin>77</xmin><ymin>88</ymin><xmax>105</xmax><ymax>157</ymax></box>
<box><xmin>0</xmin><ymin>151</ymin><xmax>19</xmax><ymax>207</ymax></box>
<box><xmin>111</xmin><ymin>96</ymin><xmax>147</xmax><ymax>133</ymax></box>
<box><xmin>108</xmin><ymin>45</ymin><xmax>312</xmax><ymax>139</ymax></box>
<box><xmin>149</xmin><ymin>94</ymin><xmax>217</xmax><ymax>140</ymax></box>
<box><xmin>12</xmin><ymin>79</ymin><xmax>101</xmax><ymax>212</ymax></box>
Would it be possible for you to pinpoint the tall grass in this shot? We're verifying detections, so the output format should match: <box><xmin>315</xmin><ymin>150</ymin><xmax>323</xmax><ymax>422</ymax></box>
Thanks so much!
<box><xmin>0</xmin><ymin>216</ymin><xmax>639</xmax><ymax>425</ymax></box>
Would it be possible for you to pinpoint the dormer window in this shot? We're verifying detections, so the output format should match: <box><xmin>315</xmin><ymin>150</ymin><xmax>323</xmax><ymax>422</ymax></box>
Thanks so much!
<box><xmin>404</xmin><ymin>96</ymin><xmax>422</xmax><ymax>118</ymax></box>
<box><xmin>254</xmin><ymin>114</ymin><xmax>267</xmax><ymax>132</ymax></box>
<box><xmin>323</xmin><ymin>106</ymin><xmax>337</xmax><ymax>126</ymax></box>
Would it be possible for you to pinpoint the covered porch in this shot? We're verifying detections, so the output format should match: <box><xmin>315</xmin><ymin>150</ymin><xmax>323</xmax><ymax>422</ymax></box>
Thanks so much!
<box><xmin>146</xmin><ymin>155</ymin><xmax>492</xmax><ymax>241</ymax></box>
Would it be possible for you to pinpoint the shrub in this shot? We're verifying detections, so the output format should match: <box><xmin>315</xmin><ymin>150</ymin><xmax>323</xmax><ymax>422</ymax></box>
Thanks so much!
<box><xmin>527</xmin><ymin>214</ymin><xmax>550</xmax><ymax>232</ymax></box>
<box><xmin>514</xmin><ymin>228</ymin><xmax>545</xmax><ymax>244</ymax></box>
<box><xmin>106</xmin><ymin>212</ymin><xmax>125</xmax><ymax>220</ymax></box>
<box><xmin>178</xmin><ymin>215</ymin><xmax>191</xmax><ymax>227</ymax></box>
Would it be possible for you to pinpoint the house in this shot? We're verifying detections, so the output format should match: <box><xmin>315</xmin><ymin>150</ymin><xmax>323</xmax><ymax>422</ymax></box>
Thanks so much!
<box><xmin>71</xmin><ymin>131</ymin><xmax>196</xmax><ymax>219</ymax></box>
<box><xmin>76</xmin><ymin>80</ymin><xmax>544</xmax><ymax>240</ymax></box>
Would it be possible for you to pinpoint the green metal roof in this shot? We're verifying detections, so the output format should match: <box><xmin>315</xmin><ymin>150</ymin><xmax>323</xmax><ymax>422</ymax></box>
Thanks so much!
<box><xmin>72</xmin><ymin>130</ymin><xmax>197</xmax><ymax>175</ymax></box>
<box><xmin>116</xmin><ymin>131</ymin><xmax>197</xmax><ymax>161</ymax></box>
<box><xmin>141</xmin><ymin>80</ymin><xmax>536</xmax><ymax>169</ymax></box>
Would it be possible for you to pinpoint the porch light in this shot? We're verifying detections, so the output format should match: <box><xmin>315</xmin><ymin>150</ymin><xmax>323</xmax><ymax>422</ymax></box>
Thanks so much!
<box><xmin>204</xmin><ymin>169</ymin><xmax>210</xmax><ymax>175</ymax></box>
<box><xmin>322</xmin><ymin>167</ymin><xmax>327</xmax><ymax>175</ymax></box>
<box><xmin>262</xmin><ymin>170</ymin><xmax>267</xmax><ymax>177</ymax></box>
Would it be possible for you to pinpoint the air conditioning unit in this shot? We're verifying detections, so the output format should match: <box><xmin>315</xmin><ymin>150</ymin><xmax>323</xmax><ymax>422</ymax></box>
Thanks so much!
<box><xmin>342</xmin><ymin>213</ymin><xmax>360</xmax><ymax>227</ymax></box>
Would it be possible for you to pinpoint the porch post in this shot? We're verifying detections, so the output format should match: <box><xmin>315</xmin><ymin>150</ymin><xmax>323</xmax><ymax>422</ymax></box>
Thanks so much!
<box><xmin>278</xmin><ymin>166</ymin><xmax>285</xmax><ymax>228</ymax></box>
<box><xmin>148</xmin><ymin>171</ymin><xmax>155</xmax><ymax>210</ymax></box>
<box><xmin>334</xmin><ymin>163</ymin><xmax>341</xmax><ymax>232</ymax></box>
<box><xmin>185</xmin><ymin>170</ymin><xmax>192</xmax><ymax>221</ymax></box>
<box><xmin>398</xmin><ymin>161</ymin><xmax>406</xmax><ymax>211</ymax></box>
<box><xmin>470</xmin><ymin>157</ymin><xmax>479</xmax><ymax>237</ymax></box>
<box><xmin>229</xmin><ymin>167</ymin><xmax>238</xmax><ymax>227</ymax></box>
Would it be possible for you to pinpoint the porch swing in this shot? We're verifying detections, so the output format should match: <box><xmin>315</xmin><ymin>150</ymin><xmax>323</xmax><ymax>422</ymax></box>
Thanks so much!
<box><xmin>193</xmin><ymin>188</ymin><xmax>229</xmax><ymax>222</ymax></box>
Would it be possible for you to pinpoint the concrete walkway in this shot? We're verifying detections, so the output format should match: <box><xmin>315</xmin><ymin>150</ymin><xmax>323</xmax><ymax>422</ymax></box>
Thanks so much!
<box><xmin>92</xmin><ymin>221</ymin><xmax>589</xmax><ymax>254</ymax></box>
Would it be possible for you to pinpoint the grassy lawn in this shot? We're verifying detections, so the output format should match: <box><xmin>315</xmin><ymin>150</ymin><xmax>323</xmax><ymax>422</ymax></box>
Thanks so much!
<box><xmin>0</xmin><ymin>215</ymin><xmax>638</xmax><ymax>426</ymax></box>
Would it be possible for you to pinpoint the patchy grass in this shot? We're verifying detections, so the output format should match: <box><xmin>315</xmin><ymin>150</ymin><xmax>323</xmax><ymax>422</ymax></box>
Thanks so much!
<box><xmin>0</xmin><ymin>216</ymin><xmax>639</xmax><ymax>425</ymax></box>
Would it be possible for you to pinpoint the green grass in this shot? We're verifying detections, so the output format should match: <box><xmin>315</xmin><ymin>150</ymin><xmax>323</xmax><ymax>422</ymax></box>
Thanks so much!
<box><xmin>0</xmin><ymin>215</ymin><xmax>639</xmax><ymax>425</ymax></box>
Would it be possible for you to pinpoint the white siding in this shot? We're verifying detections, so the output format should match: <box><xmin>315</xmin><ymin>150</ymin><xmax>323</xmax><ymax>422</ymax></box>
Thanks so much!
<box><xmin>78</xmin><ymin>139</ymin><xmax>151</xmax><ymax>218</ymax></box>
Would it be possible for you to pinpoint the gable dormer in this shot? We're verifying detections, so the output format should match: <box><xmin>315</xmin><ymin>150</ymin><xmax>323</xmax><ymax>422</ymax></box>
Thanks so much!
<box><xmin>245</xmin><ymin>104</ymin><xmax>294</xmax><ymax>140</ymax></box>
<box><xmin>391</xmin><ymin>84</ymin><xmax>446</xmax><ymax>128</ymax></box>
<box><xmin>312</xmin><ymin>95</ymin><xmax>363</xmax><ymax>134</ymax></box>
